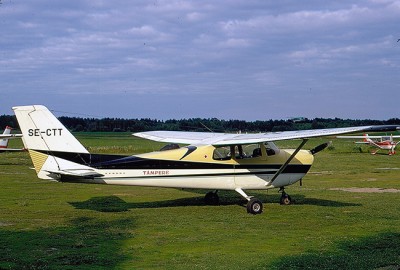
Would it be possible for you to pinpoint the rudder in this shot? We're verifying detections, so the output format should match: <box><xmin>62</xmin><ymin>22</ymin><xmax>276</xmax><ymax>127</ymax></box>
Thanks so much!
<box><xmin>13</xmin><ymin>105</ymin><xmax>91</xmax><ymax>180</ymax></box>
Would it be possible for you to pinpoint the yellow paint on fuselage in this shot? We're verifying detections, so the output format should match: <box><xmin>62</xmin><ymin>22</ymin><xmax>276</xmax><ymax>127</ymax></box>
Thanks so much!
<box><xmin>136</xmin><ymin>144</ymin><xmax>314</xmax><ymax>166</ymax></box>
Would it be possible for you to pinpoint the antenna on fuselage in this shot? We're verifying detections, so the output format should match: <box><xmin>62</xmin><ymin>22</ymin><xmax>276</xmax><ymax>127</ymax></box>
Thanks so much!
<box><xmin>200</xmin><ymin>122</ymin><xmax>214</xmax><ymax>133</ymax></box>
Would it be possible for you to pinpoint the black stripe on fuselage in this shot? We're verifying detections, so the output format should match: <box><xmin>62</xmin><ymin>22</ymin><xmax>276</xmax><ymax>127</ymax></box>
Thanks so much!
<box><xmin>35</xmin><ymin>150</ymin><xmax>311</xmax><ymax>174</ymax></box>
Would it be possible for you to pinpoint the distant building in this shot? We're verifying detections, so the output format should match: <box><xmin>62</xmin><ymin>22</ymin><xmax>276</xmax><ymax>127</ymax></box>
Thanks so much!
<box><xmin>288</xmin><ymin>117</ymin><xmax>306</xmax><ymax>123</ymax></box>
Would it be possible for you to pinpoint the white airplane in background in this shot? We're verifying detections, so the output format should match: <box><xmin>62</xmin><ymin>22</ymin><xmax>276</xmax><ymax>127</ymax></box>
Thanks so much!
<box><xmin>337</xmin><ymin>134</ymin><xmax>400</xmax><ymax>155</ymax></box>
<box><xmin>12</xmin><ymin>105</ymin><xmax>400</xmax><ymax>214</ymax></box>
<box><xmin>0</xmin><ymin>126</ymin><xmax>24</xmax><ymax>152</ymax></box>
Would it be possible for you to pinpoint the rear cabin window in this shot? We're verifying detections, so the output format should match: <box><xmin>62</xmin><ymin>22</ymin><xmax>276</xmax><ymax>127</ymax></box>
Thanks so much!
<box><xmin>213</xmin><ymin>146</ymin><xmax>231</xmax><ymax>160</ymax></box>
<box><xmin>159</xmin><ymin>144</ymin><xmax>180</xmax><ymax>151</ymax></box>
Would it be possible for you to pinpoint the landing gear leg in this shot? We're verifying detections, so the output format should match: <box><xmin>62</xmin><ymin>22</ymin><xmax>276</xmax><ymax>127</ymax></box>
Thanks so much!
<box><xmin>235</xmin><ymin>188</ymin><xmax>263</xmax><ymax>215</ymax></box>
<box><xmin>279</xmin><ymin>187</ymin><xmax>292</xmax><ymax>205</ymax></box>
<box><xmin>204</xmin><ymin>191</ymin><xmax>219</xmax><ymax>205</ymax></box>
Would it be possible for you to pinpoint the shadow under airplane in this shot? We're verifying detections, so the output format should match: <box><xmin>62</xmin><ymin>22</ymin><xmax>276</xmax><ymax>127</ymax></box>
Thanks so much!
<box><xmin>69</xmin><ymin>194</ymin><xmax>361</xmax><ymax>213</ymax></box>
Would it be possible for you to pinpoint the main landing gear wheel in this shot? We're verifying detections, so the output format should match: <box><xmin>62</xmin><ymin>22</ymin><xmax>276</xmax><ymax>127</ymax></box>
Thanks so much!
<box><xmin>235</xmin><ymin>188</ymin><xmax>263</xmax><ymax>215</ymax></box>
<box><xmin>247</xmin><ymin>198</ymin><xmax>263</xmax><ymax>215</ymax></box>
<box><xmin>204</xmin><ymin>191</ymin><xmax>219</xmax><ymax>205</ymax></box>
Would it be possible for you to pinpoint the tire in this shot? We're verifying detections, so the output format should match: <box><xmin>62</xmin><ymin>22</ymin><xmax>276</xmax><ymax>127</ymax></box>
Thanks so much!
<box><xmin>247</xmin><ymin>198</ymin><xmax>263</xmax><ymax>214</ymax></box>
<box><xmin>280</xmin><ymin>194</ymin><xmax>292</xmax><ymax>205</ymax></box>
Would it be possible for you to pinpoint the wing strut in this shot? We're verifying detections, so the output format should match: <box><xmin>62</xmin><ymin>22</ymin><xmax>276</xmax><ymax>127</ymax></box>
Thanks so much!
<box><xmin>267</xmin><ymin>139</ymin><xmax>309</xmax><ymax>186</ymax></box>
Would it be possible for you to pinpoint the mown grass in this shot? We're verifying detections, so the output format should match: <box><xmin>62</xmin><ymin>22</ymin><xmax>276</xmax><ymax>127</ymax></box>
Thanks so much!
<box><xmin>0</xmin><ymin>133</ymin><xmax>399</xmax><ymax>269</ymax></box>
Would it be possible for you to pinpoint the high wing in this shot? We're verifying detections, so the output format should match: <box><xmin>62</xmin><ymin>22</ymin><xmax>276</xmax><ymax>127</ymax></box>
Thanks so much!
<box><xmin>134</xmin><ymin>125</ymin><xmax>400</xmax><ymax>146</ymax></box>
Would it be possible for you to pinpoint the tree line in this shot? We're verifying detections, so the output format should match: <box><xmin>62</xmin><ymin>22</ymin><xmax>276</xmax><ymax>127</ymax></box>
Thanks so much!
<box><xmin>1</xmin><ymin>114</ymin><xmax>400</xmax><ymax>133</ymax></box>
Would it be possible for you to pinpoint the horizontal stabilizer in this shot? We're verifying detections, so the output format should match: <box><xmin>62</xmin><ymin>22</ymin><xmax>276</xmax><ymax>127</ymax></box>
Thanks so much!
<box><xmin>45</xmin><ymin>169</ymin><xmax>104</xmax><ymax>178</ymax></box>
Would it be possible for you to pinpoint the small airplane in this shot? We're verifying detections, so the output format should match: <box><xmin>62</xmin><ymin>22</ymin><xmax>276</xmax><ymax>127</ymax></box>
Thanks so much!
<box><xmin>12</xmin><ymin>105</ymin><xmax>400</xmax><ymax>214</ymax></box>
<box><xmin>0</xmin><ymin>126</ymin><xmax>24</xmax><ymax>152</ymax></box>
<box><xmin>337</xmin><ymin>133</ymin><xmax>400</xmax><ymax>155</ymax></box>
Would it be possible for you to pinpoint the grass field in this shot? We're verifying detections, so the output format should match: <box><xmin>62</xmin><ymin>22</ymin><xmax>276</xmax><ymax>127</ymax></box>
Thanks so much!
<box><xmin>1</xmin><ymin>133</ymin><xmax>399</xmax><ymax>269</ymax></box>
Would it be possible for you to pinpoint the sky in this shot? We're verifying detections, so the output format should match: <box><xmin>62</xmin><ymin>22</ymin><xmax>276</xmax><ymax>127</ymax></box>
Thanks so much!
<box><xmin>1</xmin><ymin>0</ymin><xmax>400</xmax><ymax>120</ymax></box>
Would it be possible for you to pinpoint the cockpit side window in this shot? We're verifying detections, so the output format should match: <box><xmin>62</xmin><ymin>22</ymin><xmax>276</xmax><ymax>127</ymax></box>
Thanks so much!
<box><xmin>213</xmin><ymin>144</ymin><xmax>266</xmax><ymax>161</ymax></box>
<box><xmin>239</xmin><ymin>144</ymin><xmax>262</xmax><ymax>159</ymax></box>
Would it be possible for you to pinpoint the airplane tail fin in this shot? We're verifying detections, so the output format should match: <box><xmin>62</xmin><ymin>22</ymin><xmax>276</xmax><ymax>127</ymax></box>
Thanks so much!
<box><xmin>0</xmin><ymin>126</ymin><xmax>12</xmax><ymax>148</ymax></box>
<box><xmin>13</xmin><ymin>105</ymin><xmax>92</xmax><ymax>180</ymax></box>
<box><xmin>363</xmin><ymin>134</ymin><xmax>369</xmax><ymax>142</ymax></box>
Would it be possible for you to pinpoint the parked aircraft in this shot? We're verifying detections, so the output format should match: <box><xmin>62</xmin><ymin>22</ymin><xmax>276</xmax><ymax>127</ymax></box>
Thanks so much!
<box><xmin>337</xmin><ymin>134</ymin><xmax>400</xmax><ymax>155</ymax></box>
<box><xmin>0</xmin><ymin>126</ymin><xmax>24</xmax><ymax>152</ymax></box>
<box><xmin>12</xmin><ymin>105</ymin><xmax>400</xmax><ymax>214</ymax></box>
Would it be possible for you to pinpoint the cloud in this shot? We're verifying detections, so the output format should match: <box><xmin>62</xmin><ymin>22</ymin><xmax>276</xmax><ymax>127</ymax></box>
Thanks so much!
<box><xmin>1</xmin><ymin>0</ymin><xmax>400</xmax><ymax>120</ymax></box>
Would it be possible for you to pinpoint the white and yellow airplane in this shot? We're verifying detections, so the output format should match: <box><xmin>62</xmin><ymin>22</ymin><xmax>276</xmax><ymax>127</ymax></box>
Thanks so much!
<box><xmin>12</xmin><ymin>105</ymin><xmax>400</xmax><ymax>214</ymax></box>
<box><xmin>0</xmin><ymin>126</ymin><xmax>24</xmax><ymax>152</ymax></box>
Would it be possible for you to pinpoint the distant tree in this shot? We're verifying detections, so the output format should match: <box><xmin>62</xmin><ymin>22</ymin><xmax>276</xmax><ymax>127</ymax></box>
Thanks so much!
<box><xmin>311</xmin><ymin>119</ymin><xmax>324</xmax><ymax>129</ymax></box>
<box><xmin>0</xmin><ymin>115</ymin><xmax>19</xmax><ymax>130</ymax></box>
<box><xmin>1</xmin><ymin>113</ymin><xmax>399</xmax><ymax>133</ymax></box>
<box><xmin>74</xmin><ymin>124</ymin><xmax>84</xmax><ymax>132</ymax></box>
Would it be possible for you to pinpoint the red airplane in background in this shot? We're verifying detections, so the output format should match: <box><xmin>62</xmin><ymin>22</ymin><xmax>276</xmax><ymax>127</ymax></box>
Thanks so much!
<box><xmin>337</xmin><ymin>134</ymin><xmax>400</xmax><ymax>155</ymax></box>
<box><xmin>0</xmin><ymin>126</ymin><xmax>24</xmax><ymax>152</ymax></box>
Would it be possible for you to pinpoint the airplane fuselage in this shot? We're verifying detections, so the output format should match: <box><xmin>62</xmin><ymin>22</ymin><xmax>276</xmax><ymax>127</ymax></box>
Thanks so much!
<box><xmin>42</xmin><ymin>143</ymin><xmax>314</xmax><ymax>191</ymax></box>
<box><xmin>370</xmin><ymin>140</ymin><xmax>397</xmax><ymax>150</ymax></box>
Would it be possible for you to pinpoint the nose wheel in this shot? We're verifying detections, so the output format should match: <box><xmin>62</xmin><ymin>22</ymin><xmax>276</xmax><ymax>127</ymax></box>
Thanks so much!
<box><xmin>280</xmin><ymin>192</ymin><xmax>292</xmax><ymax>205</ymax></box>
<box><xmin>279</xmin><ymin>188</ymin><xmax>292</xmax><ymax>205</ymax></box>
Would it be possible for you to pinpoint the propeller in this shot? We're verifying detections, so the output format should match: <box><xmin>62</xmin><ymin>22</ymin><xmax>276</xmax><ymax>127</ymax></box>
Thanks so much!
<box><xmin>310</xmin><ymin>141</ymin><xmax>331</xmax><ymax>155</ymax></box>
